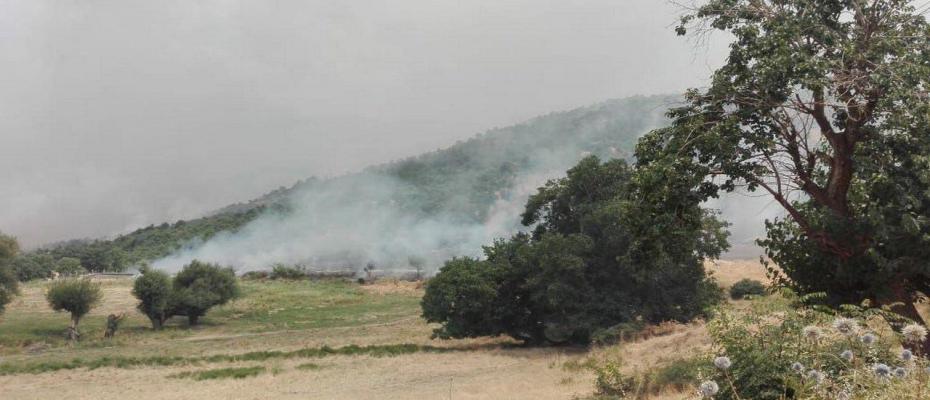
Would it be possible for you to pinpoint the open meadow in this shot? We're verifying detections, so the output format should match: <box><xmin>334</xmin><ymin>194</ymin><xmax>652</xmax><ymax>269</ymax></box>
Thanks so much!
<box><xmin>0</xmin><ymin>261</ymin><xmax>768</xmax><ymax>400</ymax></box>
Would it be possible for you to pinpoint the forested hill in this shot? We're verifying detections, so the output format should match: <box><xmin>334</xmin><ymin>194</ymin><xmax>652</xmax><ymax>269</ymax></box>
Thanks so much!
<box><xmin>21</xmin><ymin>94</ymin><xmax>676</xmax><ymax>275</ymax></box>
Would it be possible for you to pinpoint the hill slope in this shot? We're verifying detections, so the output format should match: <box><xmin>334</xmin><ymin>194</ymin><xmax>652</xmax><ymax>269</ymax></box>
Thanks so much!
<box><xmin>34</xmin><ymin>95</ymin><xmax>677</xmax><ymax>273</ymax></box>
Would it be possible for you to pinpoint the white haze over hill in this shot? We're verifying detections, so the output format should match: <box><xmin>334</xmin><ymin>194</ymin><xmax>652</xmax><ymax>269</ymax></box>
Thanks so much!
<box><xmin>154</xmin><ymin>171</ymin><xmax>558</xmax><ymax>273</ymax></box>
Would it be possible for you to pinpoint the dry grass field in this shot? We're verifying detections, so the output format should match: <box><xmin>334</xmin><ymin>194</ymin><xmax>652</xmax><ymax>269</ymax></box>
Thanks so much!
<box><xmin>0</xmin><ymin>260</ymin><xmax>768</xmax><ymax>400</ymax></box>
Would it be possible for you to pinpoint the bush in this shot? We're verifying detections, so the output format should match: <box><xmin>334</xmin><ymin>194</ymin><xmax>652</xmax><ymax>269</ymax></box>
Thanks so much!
<box><xmin>0</xmin><ymin>232</ymin><xmax>20</xmax><ymax>314</ymax></box>
<box><xmin>421</xmin><ymin>157</ymin><xmax>728</xmax><ymax>344</ymax></box>
<box><xmin>54</xmin><ymin>257</ymin><xmax>86</xmax><ymax>276</ymax></box>
<box><xmin>132</xmin><ymin>267</ymin><xmax>172</xmax><ymax>329</ymax></box>
<box><xmin>269</xmin><ymin>264</ymin><xmax>307</xmax><ymax>280</ymax></box>
<box><xmin>170</xmin><ymin>260</ymin><xmax>239</xmax><ymax>325</ymax></box>
<box><xmin>729</xmin><ymin>278</ymin><xmax>766</xmax><ymax>300</ymax></box>
<box><xmin>594</xmin><ymin>356</ymin><xmax>709</xmax><ymax>398</ymax></box>
<box><xmin>45</xmin><ymin>278</ymin><xmax>102</xmax><ymax>340</ymax></box>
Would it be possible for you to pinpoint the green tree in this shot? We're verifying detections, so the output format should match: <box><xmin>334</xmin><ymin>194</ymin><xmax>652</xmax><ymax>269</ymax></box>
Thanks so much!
<box><xmin>639</xmin><ymin>0</ymin><xmax>930</xmax><ymax>343</ymax></box>
<box><xmin>132</xmin><ymin>266</ymin><xmax>172</xmax><ymax>329</ymax></box>
<box><xmin>422</xmin><ymin>156</ymin><xmax>727</xmax><ymax>344</ymax></box>
<box><xmin>46</xmin><ymin>278</ymin><xmax>102</xmax><ymax>340</ymax></box>
<box><xmin>170</xmin><ymin>260</ymin><xmax>239</xmax><ymax>325</ymax></box>
<box><xmin>54</xmin><ymin>257</ymin><xmax>85</xmax><ymax>276</ymax></box>
<box><xmin>0</xmin><ymin>232</ymin><xmax>20</xmax><ymax>315</ymax></box>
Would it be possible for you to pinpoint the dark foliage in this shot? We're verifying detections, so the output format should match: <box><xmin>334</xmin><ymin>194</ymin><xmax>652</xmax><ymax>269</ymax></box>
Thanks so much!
<box><xmin>422</xmin><ymin>156</ymin><xmax>728</xmax><ymax>344</ymax></box>
<box><xmin>729</xmin><ymin>279</ymin><xmax>766</xmax><ymax>300</ymax></box>
<box><xmin>169</xmin><ymin>260</ymin><xmax>240</xmax><ymax>326</ymax></box>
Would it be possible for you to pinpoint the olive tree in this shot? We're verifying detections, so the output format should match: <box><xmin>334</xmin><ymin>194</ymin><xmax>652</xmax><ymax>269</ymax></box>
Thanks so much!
<box><xmin>132</xmin><ymin>266</ymin><xmax>172</xmax><ymax>329</ymax></box>
<box><xmin>46</xmin><ymin>278</ymin><xmax>102</xmax><ymax>340</ymax></box>
<box><xmin>170</xmin><ymin>260</ymin><xmax>239</xmax><ymax>326</ymax></box>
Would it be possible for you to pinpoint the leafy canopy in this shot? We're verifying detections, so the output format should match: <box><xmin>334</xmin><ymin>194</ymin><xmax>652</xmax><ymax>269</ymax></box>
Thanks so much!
<box><xmin>639</xmin><ymin>1</ymin><xmax>930</xmax><ymax>311</ymax></box>
<box><xmin>422</xmin><ymin>156</ymin><xmax>727</xmax><ymax>344</ymax></box>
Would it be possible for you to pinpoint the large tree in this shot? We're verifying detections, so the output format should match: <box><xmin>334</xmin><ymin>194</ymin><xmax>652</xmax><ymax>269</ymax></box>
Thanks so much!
<box><xmin>0</xmin><ymin>232</ymin><xmax>20</xmax><ymax>315</ymax></box>
<box><xmin>639</xmin><ymin>0</ymin><xmax>930</xmax><ymax>339</ymax></box>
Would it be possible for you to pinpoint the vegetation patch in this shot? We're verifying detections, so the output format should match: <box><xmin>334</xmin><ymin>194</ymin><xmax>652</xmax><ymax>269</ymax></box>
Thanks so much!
<box><xmin>0</xmin><ymin>343</ymin><xmax>457</xmax><ymax>375</ymax></box>
<box><xmin>295</xmin><ymin>362</ymin><xmax>323</xmax><ymax>371</ymax></box>
<box><xmin>169</xmin><ymin>366</ymin><xmax>265</xmax><ymax>381</ymax></box>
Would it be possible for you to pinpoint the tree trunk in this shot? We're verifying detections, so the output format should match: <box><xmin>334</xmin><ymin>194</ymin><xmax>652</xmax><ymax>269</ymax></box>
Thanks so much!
<box><xmin>67</xmin><ymin>315</ymin><xmax>80</xmax><ymax>341</ymax></box>
<box><xmin>188</xmin><ymin>314</ymin><xmax>199</xmax><ymax>326</ymax></box>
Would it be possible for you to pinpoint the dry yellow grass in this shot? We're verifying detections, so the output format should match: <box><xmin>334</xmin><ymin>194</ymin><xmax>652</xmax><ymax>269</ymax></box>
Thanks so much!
<box><xmin>0</xmin><ymin>260</ymin><xmax>770</xmax><ymax>400</ymax></box>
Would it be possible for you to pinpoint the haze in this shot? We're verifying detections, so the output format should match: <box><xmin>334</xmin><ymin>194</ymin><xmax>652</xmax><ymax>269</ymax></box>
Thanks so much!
<box><xmin>0</xmin><ymin>0</ymin><xmax>728</xmax><ymax>248</ymax></box>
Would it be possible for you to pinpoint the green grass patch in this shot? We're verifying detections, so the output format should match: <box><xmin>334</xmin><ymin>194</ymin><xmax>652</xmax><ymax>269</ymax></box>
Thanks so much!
<box><xmin>0</xmin><ymin>343</ymin><xmax>457</xmax><ymax>375</ymax></box>
<box><xmin>295</xmin><ymin>362</ymin><xmax>323</xmax><ymax>371</ymax></box>
<box><xmin>169</xmin><ymin>366</ymin><xmax>265</xmax><ymax>381</ymax></box>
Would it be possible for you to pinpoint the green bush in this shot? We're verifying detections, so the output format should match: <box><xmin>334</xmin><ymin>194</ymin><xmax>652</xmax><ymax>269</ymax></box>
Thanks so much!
<box><xmin>729</xmin><ymin>278</ymin><xmax>766</xmax><ymax>300</ymax></box>
<box><xmin>422</xmin><ymin>156</ymin><xmax>728</xmax><ymax>344</ymax></box>
<box><xmin>132</xmin><ymin>267</ymin><xmax>172</xmax><ymax>329</ymax></box>
<box><xmin>54</xmin><ymin>257</ymin><xmax>86</xmax><ymax>276</ymax></box>
<box><xmin>170</xmin><ymin>260</ymin><xmax>239</xmax><ymax>325</ymax></box>
<box><xmin>45</xmin><ymin>278</ymin><xmax>102</xmax><ymax>340</ymax></box>
<box><xmin>269</xmin><ymin>264</ymin><xmax>307</xmax><ymax>280</ymax></box>
<box><xmin>594</xmin><ymin>357</ymin><xmax>709</xmax><ymax>399</ymax></box>
<box><xmin>0</xmin><ymin>232</ymin><xmax>20</xmax><ymax>314</ymax></box>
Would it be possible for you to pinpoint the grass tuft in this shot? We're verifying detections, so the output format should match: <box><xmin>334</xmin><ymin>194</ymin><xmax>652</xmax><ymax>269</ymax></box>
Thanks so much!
<box><xmin>169</xmin><ymin>366</ymin><xmax>265</xmax><ymax>380</ymax></box>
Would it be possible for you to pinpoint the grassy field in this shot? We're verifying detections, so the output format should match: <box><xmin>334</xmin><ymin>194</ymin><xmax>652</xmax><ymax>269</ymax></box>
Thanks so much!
<box><xmin>0</xmin><ymin>261</ymin><xmax>768</xmax><ymax>400</ymax></box>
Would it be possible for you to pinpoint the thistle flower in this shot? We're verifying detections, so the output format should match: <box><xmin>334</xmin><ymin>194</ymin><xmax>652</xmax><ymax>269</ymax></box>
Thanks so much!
<box><xmin>836</xmin><ymin>391</ymin><xmax>850</xmax><ymax>400</ymax></box>
<box><xmin>902</xmin><ymin>323</ymin><xmax>928</xmax><ymax>344</ymax></box>
<box><xmin>714</xmin><ymin>356</ymin><xmax>732</xmax><ymax>370</ymax></box>
<box><xmin>802</xmin><ymin>325</ymin><xmax>823</xmax><ymax>341</ymax></box>
<box><xmin>791</xmin><ymin>361</ymin><xmax>805</xmax><ymax>373</ymax></box>
<box><xmin>873</xmin><ymin>363</ymin><xmax>891</xmax><ymax>378</ymax></box>
<box><xmin>806</xmin><ymin>369</ymin><xmax>825</xmax><ymax>384</ymax></box>
<box><xmin>833</xmin><ymin>317</ymin><xmax>858</xmax><ymax>336</ymax></box>
<box><xmin>840</xmin><ymin>349</ymin><xmax>854</xmax><ymax>362</ymax></box>
<box><xmin>900</xmin><ymin>349</ymin><xmax>913</xmax><ymax>362</ymax></box>
<box><xmin>893</xmin><ymin>366</ymin><xmax>908</xmax><ymax>378</ymax></box>
<box><xmin>698</xmin><ymin>380</ymin><xmax>719</xmax><ymax>398</ymax></box>
<box><xmin>860</xmin><ymin>333</ymin><xmax>877</xmax><ymax>346</ymax></box>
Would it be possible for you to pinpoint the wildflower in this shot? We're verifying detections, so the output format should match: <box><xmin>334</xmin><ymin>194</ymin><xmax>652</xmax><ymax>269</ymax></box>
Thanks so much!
<box><xmin>840</xmin><ymin>349</ymin><xmax>854</xmax><ymax>362</ymax></box>
<box><xmin>714</xmin><ymin>356</ymin><xmax>732</xmax><ymax>370</ymax></box>
<box><xmin>836</xmin><ymin>391</ymin><xmax>850</xmax><ymax>400</ymax></box>
<box><xmin>900</xmin><ymin>349</ymin><xmax>913</xmax><ymax>362</ymax></box>
<box><xmin>902</xmin><ymin>324</ymin><xmax>928</xmax><ymax>344</ymax></box>
<box><xmin>698</xmin><ymin>380</ymin><xmax>719</xmax><ymax>398</ymax></box>
<box><xmin>791</xmin><ymin>362</ymin><xmax>805</xmax><ymax>373</ymax></box>
<box><xmin>872</xmin><ymin>363</ymin><xmax>891</xmax><ymax>378</ymax></box>
<box><xmin>833</xmin><ymin>317</ymin><xmax>858</xmax><ymax>336</ymax></box>
<box><xmin>893</xmin><ymin>366</ymin><xmax>908</xmax><ymax>378</ymax></box>
<box><xmin>802</xmin><ymin>325</ymin><xmax>823</xmax><ymax>341</ymax></box>
<box><xmin>860</xmin><ymin>333</ymin><xmax>877</xmax><ymax>346</ymax></box>
<box><xmin>806</xmin><ymin>369</ymin><xmax>824</xmax><ymax>384</ymax></box>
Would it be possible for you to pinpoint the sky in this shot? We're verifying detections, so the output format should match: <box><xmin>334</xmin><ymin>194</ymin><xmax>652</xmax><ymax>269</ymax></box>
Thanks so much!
<box><xmin>0</xmin><ymin>0</ymin><xmax>729</xmax><ymax>248</ymax></box>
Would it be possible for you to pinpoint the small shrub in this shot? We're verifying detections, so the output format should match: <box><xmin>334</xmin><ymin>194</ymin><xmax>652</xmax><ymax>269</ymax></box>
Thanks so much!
<box><xmin>132</xmin><ymin>267</ymin><xmax>172</xmax><ymax>329</ymax></box>
<box><xmin>729</xmin><ymin>278</ymin><xmax>766</xmax><ymax>299</ymax></box>
<box><xmin>240</xmin><ymin>270</ymin><xmax>269</xmax><ymax>280</ymax></box>
<box><xmin>269</xmin><ymin>264</ymin><xmax>307</xmax><ymax>280</ymax></box>
<box><xmin>45</xmin><ymin>278</ymin><xmax>102</xmax><ymax>340</ymax></box>
<box><xmin>295</xmin><ymin>362</ymin><xmax>323</xmax><ymax>371</ymax></box>
<box><xmin>170</xmin><ymin>260</ymin><xmax>240</xmax><ymax>325</ymax></box>
<box><xmin>170</xmin><ymin>366</ymin><xmax>265</xmax><ymax>380</ymax></box>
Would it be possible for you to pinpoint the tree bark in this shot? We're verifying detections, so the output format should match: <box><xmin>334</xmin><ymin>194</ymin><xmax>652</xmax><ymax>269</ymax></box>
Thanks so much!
<box><xmin>188</xmin><ymin>314</ymin><xmax>199</xmax><ymax>326</ymax></box>
<box><xmin>67</xmin><ymin>315</ymin><xmax>80</xmax><ymax>341</ymax></box>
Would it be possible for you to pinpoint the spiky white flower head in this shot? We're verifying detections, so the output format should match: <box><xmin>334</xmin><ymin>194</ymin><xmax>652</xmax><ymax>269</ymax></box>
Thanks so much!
<box><xmin>836</xmin><ymin>391</ymin><xmax>850</xmax><ymax>400</ymax></box>
<box><xmin>791</xmin><ymin>362</ymin><xmax>805</xmax><ymax>373</ymax></box>
<box><xmin>698</xmin><ymin>380</ymin><xmax>719</xmax><ymax>398</ymax></box>
<box><xmin>714</xmin><ymin>356</ymin><xmax>732</xmax><ymax>370</ymax></box>
<box><xmin>873</xmin><ymin>363</ymin><xmax>891</xmax><ymax>377</ymax></box>
<box><xmin>806</xmin><ymin>369</ymin><xmax>825</xmax><ymax>384</ymax></box>
<box><xmin>802</xmin><ymin>325</ymin><xmax>823</xmax><ymax>341</ymax></box>
<box><xmin>833</xmin><ymin>318</ymin><xmax>858</xmax><ymax>336</ymax></box>
<box><xmin>840</xmin><ymin>349</ymin><xmax>854</xmax><ymax>362</ymax></box>
<box><xmin>902</xmin><ymin>324</ymin><xmax>928</xmax><ymax>344</ymax></box>
<box><xmin>860</xmin><ymin>332</ymin><xmax>877</xmax><ymax>346</ymax></box>
<box><xmin>894</xmin><ymin>366</ymin><xmax>908</xmax><ymax>378</ymax></box>
<box><xmin>900</xmin><ymin>349</ymin><xmax>914</xmax><ymax>362</ymax></box>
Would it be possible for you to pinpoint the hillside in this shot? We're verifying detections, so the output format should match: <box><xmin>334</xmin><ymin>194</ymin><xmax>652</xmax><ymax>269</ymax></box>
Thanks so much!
<box><xmin>27</xmin><ymin>94</ymin><xmax>677</xmax><ymax>273</ymax></box>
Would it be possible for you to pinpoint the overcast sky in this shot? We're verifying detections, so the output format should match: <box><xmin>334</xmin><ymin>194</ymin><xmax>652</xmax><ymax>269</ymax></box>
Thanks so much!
<box><xmin>0</xmin><ymin>0</ymin><xmax>727</xmax><ymax>247</ymax></box>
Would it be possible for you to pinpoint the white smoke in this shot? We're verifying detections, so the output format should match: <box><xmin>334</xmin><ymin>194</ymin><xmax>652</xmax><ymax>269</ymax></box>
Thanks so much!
<box><xmin>153</xmin><ymin>170</ymin><xmax>560</xmax><ymax>274</ymax></box>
